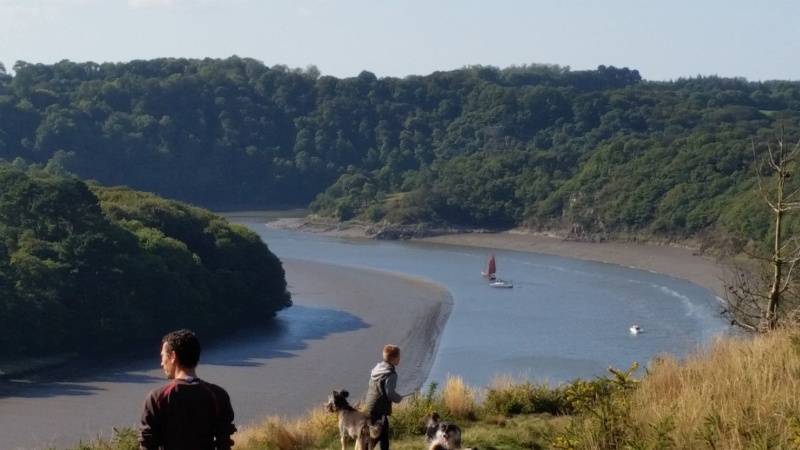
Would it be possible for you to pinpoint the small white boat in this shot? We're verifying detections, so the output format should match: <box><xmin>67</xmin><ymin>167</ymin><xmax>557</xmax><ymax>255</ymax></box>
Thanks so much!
<box><xmin>630</xmin><ymin>325</ymin><xmax>642</xmax><ymax>334</ymax></box>
<box><xmin>489</xmin><ymin>280</ymin><xmax>513</xmax><ymax>289</ymax></box>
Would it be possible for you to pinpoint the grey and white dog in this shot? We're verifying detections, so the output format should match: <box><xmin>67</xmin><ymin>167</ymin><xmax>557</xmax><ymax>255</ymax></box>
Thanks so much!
<box><xmin>424</xmin><ymin>411</ymin><xmax>478</xmax><ymax>450</ymax></box>
<box><xmin>325</xmin><ymin>389</ymin><xmax>383</xmax><ymax>450</ymax></box>
<box><xmin>423</xmin><ymin>411</ymin><xmax>477</xmax><ymax>450</ymax></box>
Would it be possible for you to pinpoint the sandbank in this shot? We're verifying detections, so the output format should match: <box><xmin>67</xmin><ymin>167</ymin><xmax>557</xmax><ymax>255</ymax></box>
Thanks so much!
<box><xmin>244</xmin><ymin>258</ymin><xmax>453</xmax><ymax>418</ymax></box>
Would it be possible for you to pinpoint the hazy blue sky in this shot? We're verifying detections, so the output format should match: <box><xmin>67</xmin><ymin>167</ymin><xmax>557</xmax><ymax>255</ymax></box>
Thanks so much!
<box><xmin>1</xmin><ymin>0</ymin><xmax>798</xmax><ymax>81</ymax></box>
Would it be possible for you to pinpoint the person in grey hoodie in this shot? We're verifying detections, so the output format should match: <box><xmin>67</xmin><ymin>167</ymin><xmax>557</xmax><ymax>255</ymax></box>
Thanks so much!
<box><xmin>364</xmin><ymin>344</ymin><xmax>404</xmax><ymax>450</ymax></box>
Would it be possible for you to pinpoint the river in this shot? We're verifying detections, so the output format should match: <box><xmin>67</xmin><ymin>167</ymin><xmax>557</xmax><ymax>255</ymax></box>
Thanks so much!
<box><xmin>0</xmin><ymin>218</ymin><xmax>729</xmax><ymax>449</ymax></box>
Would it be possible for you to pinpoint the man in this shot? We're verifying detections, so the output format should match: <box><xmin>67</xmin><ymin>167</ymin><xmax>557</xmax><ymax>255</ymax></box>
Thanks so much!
<box><xmin>139</xmin><ymin>329</ymin><xmax>236</xmax><ymax>450</ymax></box>
<box><xmin>364</xmin><ymin>344</ymin><xmax>405</xmax><ymax>450</ymax></box>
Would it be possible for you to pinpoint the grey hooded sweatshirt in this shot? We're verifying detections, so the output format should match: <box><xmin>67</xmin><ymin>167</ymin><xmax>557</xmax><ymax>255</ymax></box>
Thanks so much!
<box><xmin>364</xmin><ymin>360</ymin><xmax>402</xmax><ymax>416</ymax></box>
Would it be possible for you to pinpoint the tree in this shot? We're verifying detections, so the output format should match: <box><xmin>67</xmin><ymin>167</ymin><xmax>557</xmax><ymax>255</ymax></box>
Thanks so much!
<box><xmin>723</xmin><ymin>127</ymin><xmax>800</xmax><ymax>332</ymax></box>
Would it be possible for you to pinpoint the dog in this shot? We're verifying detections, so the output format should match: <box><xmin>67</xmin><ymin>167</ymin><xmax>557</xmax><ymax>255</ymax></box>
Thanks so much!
<box><xmin>325</xmin><ymin>389</ymin><xmax>383</xmax><ymax>450</ymax></box>
<box><xmin>423</xmin><ymin>411</ymin><xmax>477</xmax><ymax>450</ymax></box>
<box><xmin>428</xmin><ymin>444</ymin><xmax>479</xmax><ymax>450</ymax></box>
<box><xmin>424</xmin><ymin>412</ymin><xmax>444</xmax><ymax>444</ymax></box>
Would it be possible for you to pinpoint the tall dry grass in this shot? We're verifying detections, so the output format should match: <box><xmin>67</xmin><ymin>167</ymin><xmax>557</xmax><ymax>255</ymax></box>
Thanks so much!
<box><xmin>233</xmin><ymin>406</ymin><xmax>338</xmax><ymax>450</ymax></box>
<box><xmin>232</xmin><ymin>376</ymin><xmax>480</xmax><ymax>449</ymax></box>
<box><xmin>118</xmin><ymin>331</ymin><xmax>800</xmax><ymax>450</ymax></box>
<box><xmin>628</xmin><ymin>329</ymin><xmax>800</xmax><ymax>449</ymax></box>
<box><xmin>441</xmin><ymin>375</ymin><xmax>478</xmax><ymax>419</ymax></box>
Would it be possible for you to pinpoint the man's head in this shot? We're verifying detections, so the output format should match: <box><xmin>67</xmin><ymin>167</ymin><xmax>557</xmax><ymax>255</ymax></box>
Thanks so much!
<box><xmin>383</xmin><ymin>344</ymin><xmax>401</xmax><ymax>366</ymax></box>
<box><xmin>160</xmin><ymin>329</ymin><xmax>201</xmax><ymax>378</ymax></box>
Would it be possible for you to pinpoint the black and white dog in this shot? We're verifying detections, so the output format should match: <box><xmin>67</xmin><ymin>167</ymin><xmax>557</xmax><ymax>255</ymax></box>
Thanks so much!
<box><xmin>423</xmin><ymin>411</ymin><xmax>477</xmax><ymax>450</ymax></box>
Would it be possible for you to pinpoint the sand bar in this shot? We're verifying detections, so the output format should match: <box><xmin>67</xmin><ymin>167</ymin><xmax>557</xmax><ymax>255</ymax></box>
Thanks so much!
<box><xmin>227</xmin><ymin>257</ymin><xmax>453</xmax><ymax>423</ymax></box>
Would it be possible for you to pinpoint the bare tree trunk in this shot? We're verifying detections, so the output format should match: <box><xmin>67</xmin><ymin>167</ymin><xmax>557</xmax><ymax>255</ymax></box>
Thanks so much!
<box><xmin>767</xmin><ymin>206</ymin><xmax>781</xmax><ymax>331</ymax></box>
<box><xmin>724</xmin><ymin>126</ymin><xmax>800</xmax><ymax>332</ymax></box>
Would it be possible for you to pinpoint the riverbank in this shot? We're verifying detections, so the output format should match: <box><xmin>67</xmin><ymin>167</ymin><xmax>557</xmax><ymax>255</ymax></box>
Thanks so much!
<box><xmin>266</xmin><ymin>217</ymin><xmax>727</xmax><ymax>298</ymax></box>
<box><xmin>421</xmin><ymin>231</ymin><xmax>727</xmax><ymax>298</ymax></box>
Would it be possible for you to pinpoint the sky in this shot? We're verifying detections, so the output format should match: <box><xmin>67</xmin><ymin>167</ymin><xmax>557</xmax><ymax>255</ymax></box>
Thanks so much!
<box><xmin>1</xmin><ymin>0</ymin><xmax>799</xmax><ymax>82</ymax></box>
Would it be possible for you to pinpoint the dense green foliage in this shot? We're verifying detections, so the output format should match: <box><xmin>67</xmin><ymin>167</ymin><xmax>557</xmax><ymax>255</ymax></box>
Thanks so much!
<box><xmin>2</xmin><ymin>58</ymin><xmax>800</xmax><ymax>243</ymax></box>
<box><xmin>0</xmin><ymin>164</ymin><xmax>291</xmax><ymax>358</ymax></box>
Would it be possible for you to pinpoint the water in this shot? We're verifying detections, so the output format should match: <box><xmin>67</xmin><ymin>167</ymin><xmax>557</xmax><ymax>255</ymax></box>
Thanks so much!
<box><xmin>0</xmin><ymin>217</ymin><xmax>729</xmax><ymax>449</ymax></box>
<box><xmin>240</xmin><ymin>220</ymin><xmax>729</xmax><ymax>387</ymax></box>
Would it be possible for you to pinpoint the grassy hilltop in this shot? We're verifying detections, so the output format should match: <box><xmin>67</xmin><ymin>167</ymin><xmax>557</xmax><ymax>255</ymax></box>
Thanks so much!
<box><xmin>68</xmin><ymin>328</ymin><xmax>800</xmax><ymax>450</ymax></box>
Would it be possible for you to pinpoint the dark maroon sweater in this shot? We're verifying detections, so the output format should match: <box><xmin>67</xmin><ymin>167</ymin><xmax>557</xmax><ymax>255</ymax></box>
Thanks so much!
<box><xmin>139</xmin><ymin>378</ymin><xmax>236</xmax><ymax>450</ymax></box>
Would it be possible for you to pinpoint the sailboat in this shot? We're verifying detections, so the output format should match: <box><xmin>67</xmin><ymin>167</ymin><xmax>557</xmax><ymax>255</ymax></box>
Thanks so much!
<box><xmin>482</xmin><ymin>253</ymin><xmax>497</xmax><ymax>280</ymax></box>
<box><xmin>482</xmin><ymin>253</ymin><xmax>513</xmax><ymax>288</ymax></box>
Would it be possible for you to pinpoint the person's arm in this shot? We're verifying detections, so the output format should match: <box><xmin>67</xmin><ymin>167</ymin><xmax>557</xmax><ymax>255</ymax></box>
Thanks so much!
<box><xmin>138</xmin><ymin>392</ymin><xmax>162</xmax><ymax>450</ymax></box>
<box><xmin>213</xmin><ymin>389</ymin><xmax>237</xmax><ymax>450</ymax></box>
<box><xmin>383</xmin><ymin>372</ymin><xmax>403</xmax><ymax>403</ymax></box>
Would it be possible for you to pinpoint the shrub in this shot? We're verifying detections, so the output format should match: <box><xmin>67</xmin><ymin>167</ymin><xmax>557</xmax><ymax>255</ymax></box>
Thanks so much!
<box><xmin>391</xmin><ymin>382</ymin><xmax>445</xmax><ymax>438</ymax></box>
<box><xmin>555</xmin><ymin>363</ymin><xmax>639</xmax><ymax>450</ymax></box>
<box><xmin>484</xmin><ymin>375</ymin><xmax>571</xmax><ymax>416</ymax></box>
<box><xmin>441</xmin><ymin>376</ymin><xmax>478</xmax><ymax>420</ymax></box>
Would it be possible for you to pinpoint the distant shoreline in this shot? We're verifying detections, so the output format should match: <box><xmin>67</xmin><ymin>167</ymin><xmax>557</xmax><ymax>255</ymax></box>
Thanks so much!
<box><xmin>420</xmin><ymin>231</ymin><xmax>726</xmax><ymax>299</ymax></box>
<box><xmin>264</xmin><ymin>216</ymin><xmax>727</xmax><ymax>299</ymax></box>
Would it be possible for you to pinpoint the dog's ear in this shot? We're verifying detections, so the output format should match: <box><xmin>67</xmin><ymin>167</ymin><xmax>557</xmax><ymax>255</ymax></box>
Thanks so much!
<box><xmin>424</xmin><ymin>411</ymin><xmax>441</xmax><ymax>427</ymax></box>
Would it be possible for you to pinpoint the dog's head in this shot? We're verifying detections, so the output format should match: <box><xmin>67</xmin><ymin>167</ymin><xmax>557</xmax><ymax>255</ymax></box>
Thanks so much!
<box><xmin>423</xmin><ymin>411</ymin><xmax>441</xmax><ymax>440</ymax></box>
<box><xmin>324</xmin><ymin>389</ymin><xmax>350</xmax><ymax>412</ymax></box>
<box><xmin>434</xmin><ymin>421</ymin><xmax>463</xmax><ymax>449</ymax></box>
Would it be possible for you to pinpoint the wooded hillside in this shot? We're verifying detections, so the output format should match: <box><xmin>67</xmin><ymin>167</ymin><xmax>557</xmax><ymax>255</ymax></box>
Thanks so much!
<box><xmin>1</xmin><ymin>57</ymin><xmax>799</xmax><ymax>246</ymax></box>
<box><xmin>0</xmin><ymin>164</ymin><xmax>291</xmax><ymax>358</ymax></box>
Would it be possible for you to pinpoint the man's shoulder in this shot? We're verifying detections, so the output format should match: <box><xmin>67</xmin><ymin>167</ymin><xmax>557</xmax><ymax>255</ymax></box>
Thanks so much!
<box><xmin>147</xmin><ymin>381</ymin><xmax>175</xmax><ymax>395</ymax></box>
<box><xmin>142</xmin><ymin>381</ymin><xmax>176</xmax><ymax>407</ymax></box>
<box><xmin>198</xmin><ymin>380</ymin><xmax>232</xmax><ymax>399</ymax></box>
<box><xmin>202</xmin><ymin>380</ymin><xmax>229</xmax><ymax>392</ymax></box>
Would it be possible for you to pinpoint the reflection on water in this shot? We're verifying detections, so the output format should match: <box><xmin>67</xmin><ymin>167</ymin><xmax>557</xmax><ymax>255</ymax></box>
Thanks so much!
<box><xmin>202</xmin><ymin>305</ymin><xmax>370</xmax><ymax>366</ymax></box>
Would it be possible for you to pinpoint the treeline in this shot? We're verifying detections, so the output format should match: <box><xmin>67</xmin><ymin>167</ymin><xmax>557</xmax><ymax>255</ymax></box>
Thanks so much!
<box><xmin>0</xmin><ymin>163</ymin><xmax>291</xmax><ymax>358</ymax></box>
<box><xmin>2</xmin><ymin>58</ymin><xmax>800</xmax><ymax>245</ymax></box>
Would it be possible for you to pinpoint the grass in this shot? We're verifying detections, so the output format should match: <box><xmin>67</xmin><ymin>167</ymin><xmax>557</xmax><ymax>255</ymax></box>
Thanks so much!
<box><xmin>61</xmin><ymin>328</ymin><xmax>800</xmax><ymax>450</ymax></box>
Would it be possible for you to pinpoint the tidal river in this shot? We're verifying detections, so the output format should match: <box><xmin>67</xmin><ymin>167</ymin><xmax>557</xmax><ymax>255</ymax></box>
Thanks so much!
<box><xmin>0</xmin><ymin>219</ymin><xmax>728</xmax><ymax>449</ymax></box>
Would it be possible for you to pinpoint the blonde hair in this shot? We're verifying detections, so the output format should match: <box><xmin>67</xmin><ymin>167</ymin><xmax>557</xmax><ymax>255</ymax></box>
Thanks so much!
<box><xmin>383</xmin><ymin>345</ymin><xmax>400</xmax><ymax>361</ymax></box>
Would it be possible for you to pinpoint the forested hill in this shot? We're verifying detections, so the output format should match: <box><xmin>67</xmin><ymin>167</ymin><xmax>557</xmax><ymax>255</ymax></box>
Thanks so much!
<box><xmin>1</xmin><ymin>57</ymin><xmax>799</xmax><ymax>245</ymax></box>
<box><xmin>0</xmin><ymin>164</ymin><xmax>291</xmax><ymax>359</ymax></box>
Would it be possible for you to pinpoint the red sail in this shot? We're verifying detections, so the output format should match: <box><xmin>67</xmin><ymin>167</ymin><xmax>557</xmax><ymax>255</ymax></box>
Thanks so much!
<box><xmin>484</xmin><ymin>254</ymin><xmax>497</xmax><ymax>279</ymax></box>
